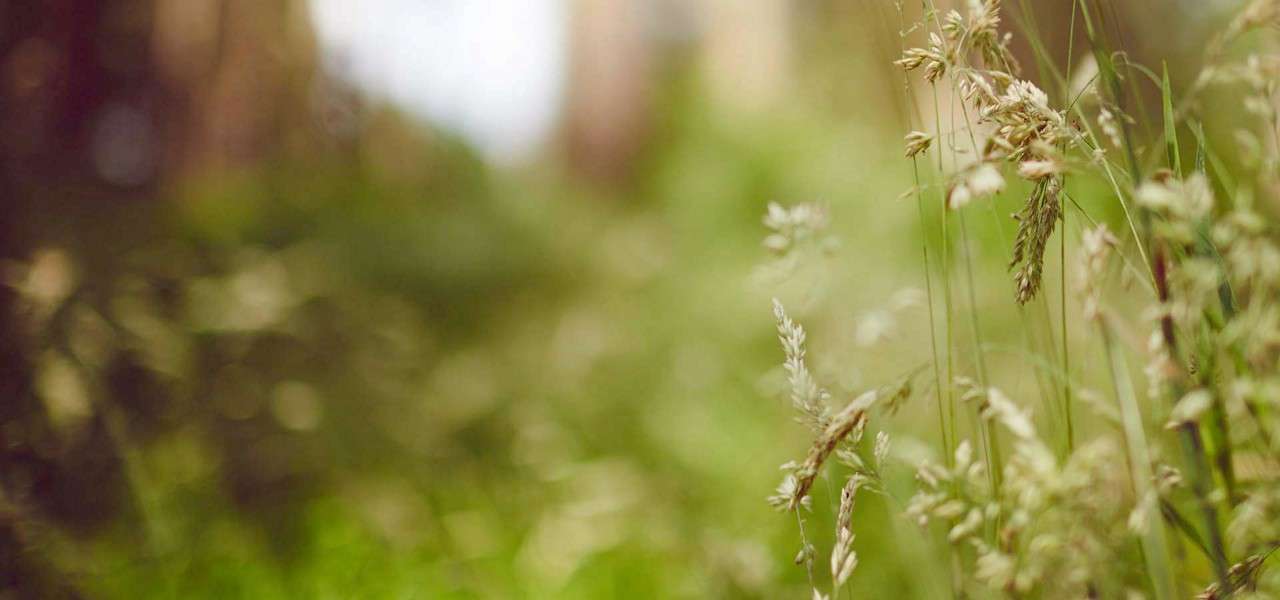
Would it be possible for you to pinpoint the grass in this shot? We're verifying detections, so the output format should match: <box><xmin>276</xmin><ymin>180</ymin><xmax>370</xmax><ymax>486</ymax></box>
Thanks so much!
<box><xmin>767</xmin><ymin>1</ymin><xmax>1280</xmax><ymax>598</ymax></box>
<box><xmin>9</xmin><ymin>2</ymin><xmax>1280</xmax><ymax>597</ymax></box>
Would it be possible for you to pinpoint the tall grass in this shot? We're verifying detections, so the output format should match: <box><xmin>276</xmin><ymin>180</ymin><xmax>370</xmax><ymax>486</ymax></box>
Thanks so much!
<box><xmin>766</xmin><ymin>1</ymin><xmax>1280</xmax><ymax>597</ymax></box>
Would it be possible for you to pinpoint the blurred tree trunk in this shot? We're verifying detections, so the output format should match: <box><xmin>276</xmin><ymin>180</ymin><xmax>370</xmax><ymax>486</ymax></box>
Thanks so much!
<box><xmin>0</xmin><ymin>1</ymin><xmax>322</xmax><ymax>593</ymax></box>
<box><xmin>565</xmin><ymin>0</ymin><xmax>655</xmax><ymax>185</ymax></box>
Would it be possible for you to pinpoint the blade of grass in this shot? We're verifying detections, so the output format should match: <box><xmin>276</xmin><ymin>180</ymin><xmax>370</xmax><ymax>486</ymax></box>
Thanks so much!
<box><xmin>1162</xmin><ymin>63</ymin><xmax>1182</xmax><ymax>175</ymax></box>
<box><xmin>1099</xmin><ymin>317</ymin><xmax>1176</xmax><ymax>600</ymax></box>
<box><xmin>1077</xmin><ymin>0</ymin><xmax>1142</xmax><ymax>183</ymax></box>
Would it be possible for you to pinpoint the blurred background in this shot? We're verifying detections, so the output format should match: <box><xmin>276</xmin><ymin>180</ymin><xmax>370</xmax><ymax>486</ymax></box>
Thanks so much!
<box><xmin>0</xmin><ymin>0</ymin><xmax>1250</xmax><ymax>597</ymax></box>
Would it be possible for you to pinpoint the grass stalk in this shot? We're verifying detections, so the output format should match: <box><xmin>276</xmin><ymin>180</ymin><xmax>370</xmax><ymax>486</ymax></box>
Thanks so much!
<box><xmin>892</xmin><ymin>0</ymin><xmax>954</xmax><ymax>464</ymax></box>
<box><xmin>1152</xmin><ymin>245</ymin><xmax>1232</xmax><ymax>590</ymax></box>
<box><xmin>913</xmin><ymin>158</ymin><xmax>953</xmax><ymax>464</ymax></box>
<box><xmin>1098</xmin><ymin>316</ymin><xmax>1176</xmax><ymax>600</ymax></box>
<box><xmin>1060</xmin><ymin>211</ymin><xmax>1073</xmax><ymax>452</ymax></box>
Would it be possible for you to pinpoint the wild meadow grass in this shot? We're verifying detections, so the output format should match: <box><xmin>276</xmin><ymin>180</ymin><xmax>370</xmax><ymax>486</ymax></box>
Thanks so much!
<box><xmin>766</xmin><ymin>1</ymin><xmax>1280</xmax><ymax>597</ymax></box>
<box><xmin>12</xmin><ymin>2</ymin><xmax>1280</xmax><ymax>597</ymax></box>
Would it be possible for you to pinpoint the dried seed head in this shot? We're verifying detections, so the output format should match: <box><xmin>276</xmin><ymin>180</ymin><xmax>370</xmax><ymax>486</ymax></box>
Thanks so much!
<box><xmin>1222</xmin><ymin>0</ymin><xmax>1280</xmax><ymax>45</ymax></box>
<box><xmin>1017</xmin><ymin>158</ymin><xmax>1063</xmax><ymax>180</ymax></box>
<box><xmin>948</xmin><ymin>507</ymin><xmax>984</xmax><ymax>542</ymax></box>
<box><xmin>1079</xmin><ymin>224</ymin><xmax>1119</xmax><ymax>322</ymax></box>
<box><xmin>979</xmin><ymin>79</ymin><xmax>1067</xmax><ymax>164</ymax></box>
<box><xmin>949</xmin><ymin>163</ymin><xmax>1005</xmax><ymax>210</ymax></box>
<box><xmin>789</xmin><ymin>390</ymin><xmax>877</xmax><ymax>510</ymax></box>
<box><xmin>831</xmin><ymin>476</ymin><xmax>860</xmax><ymax>587</ymax></box>
<box><xmin>795</xmin><ymin>541</ymin><xmax>816</xmax><ymax>566</ymax></box>
<box><xmin>982</xmin><ymin>387</ymin><xmax>1035</xmax><ymax>439</ymax></box>
<box><xmin>773</xmin><ymin>299</ymin><xmax>829</xmax><ymax>430</ymax></box>
<box><xmin>1137</xmin><ymin>173</ymin><xmax>1214</xmax><ymax>219</ymax></box>
<box><xmin>768</xmin><ymin>471</ymin><xmax>811</xmax><ymax>512</ymax></box>
<box><xmin>763</xmin><ymin>202</ymin><xmax>830</xmax><ymax>255</ymax></box>
<box><xmin>896</xmin><ymin>35</ymin><xmax>949</xmax><ymax>82</ymax></box>
<box><xmin>968</xmin><ymin>163</ymin><xmax>1006</xmax><ymax>197</ymax></box>
<box><xmin>874</xmin><ymin>431</ymin><xmax>891</xmax><ymax>468</ymax></box>
<box><xmin>904</xmin><ymin>131</ymin><xmax>934</xmax><ymax>158</ymax></box>
<box><xmin>1068</xmin><ymin>55</ymin><xmax>1100</xmax><ymax>101</ymax></box>
<box><xmin>1009</xmin><ymin>177</ymin><xmax>1062</xmax><ymax>303</ymax></box>
<box><xmin>1196</xmin><ymin>552</ymin><xmax>1269</xmax><ymax>599</ymax></box>
<box><xmin>1097</xmin><ymin>107</ymin><xmax>1123</xmax><ymax>148</ymax></box>
<box><xmin>948</xmin><ymin>182</ymin><xmax>973</xmax><ymax>210</ymax></box>
<box><xmin>943</xmin><ymin>10</ymin><xmax>965</xmax><ymax>39</ymax></box>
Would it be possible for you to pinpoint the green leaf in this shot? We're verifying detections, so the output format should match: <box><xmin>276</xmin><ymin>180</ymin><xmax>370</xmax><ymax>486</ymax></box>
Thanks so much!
<box><xmin>1162</xmin><ymin>62</ymin><xmax>1182</xmax><ymax>175</ymax></box>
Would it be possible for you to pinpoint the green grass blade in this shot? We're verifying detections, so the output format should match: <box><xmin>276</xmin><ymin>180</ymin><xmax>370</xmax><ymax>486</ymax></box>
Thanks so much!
<box><xmin>1162</xmin><ymin>63</ymin><xmax>1182</xmax><ymax>175</ymax></box>
<box><xmin>1100</xmin><ymin>323</ymin><xmax>1176</xmax><ymax>600</ymax></box>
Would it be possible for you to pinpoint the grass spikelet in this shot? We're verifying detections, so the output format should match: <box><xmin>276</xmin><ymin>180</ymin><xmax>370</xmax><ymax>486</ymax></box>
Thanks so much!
<box><xmin>788</xmin><ymin>390</ymin><xmax>877</xmax><ymax>511</ymax></box>
<box><xmin>773</xmin><ymin>298</ymin><xmax>830</xmax><ymax>431</ymax></box>
<box><xmin>1009</xmin><ymin>177</ymin><xmax>1062</xmax><ymax>304</ymax></box>
<box><xmin>830</xmin><ymin>476</ymin><xmax>860</xmax><ymax>589</ymax></box>
<box><xmin>903</xmin><ymin>131</ymin><xmax>934</xmax><ymax>158</ymax></box>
